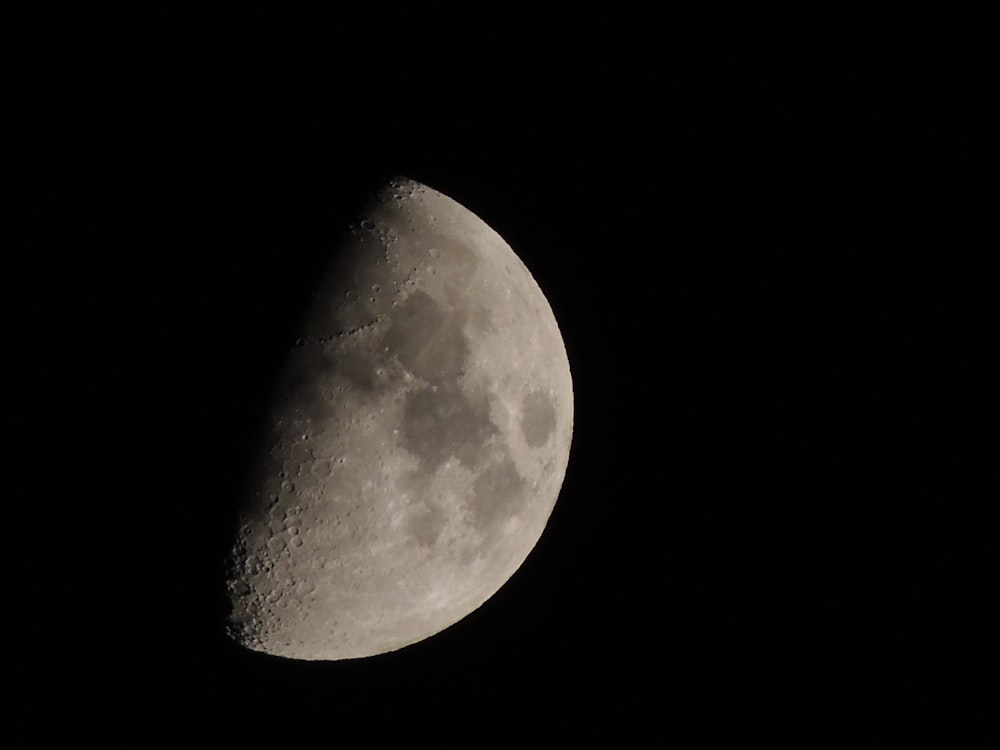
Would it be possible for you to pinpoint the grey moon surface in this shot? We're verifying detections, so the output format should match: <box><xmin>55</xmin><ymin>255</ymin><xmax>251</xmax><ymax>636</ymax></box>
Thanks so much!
<box><xmin>225</xmin><ymin>177</ymin><xmax>573</xmax><ymax>661</ymax></box>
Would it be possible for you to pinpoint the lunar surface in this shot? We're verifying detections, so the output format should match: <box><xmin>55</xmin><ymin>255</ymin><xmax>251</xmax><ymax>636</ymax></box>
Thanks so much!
<box><xmin>225</xmin><ymin>177</ymin><xmax>573</xmax><ymax>660</ymax></box>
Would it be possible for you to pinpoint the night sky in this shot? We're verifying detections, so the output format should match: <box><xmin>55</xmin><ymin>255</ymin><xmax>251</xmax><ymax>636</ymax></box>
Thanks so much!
<box><xmin>19</xmin><ymin>6</ymin><xmax>989</xmax><ymax>739</ymax></box>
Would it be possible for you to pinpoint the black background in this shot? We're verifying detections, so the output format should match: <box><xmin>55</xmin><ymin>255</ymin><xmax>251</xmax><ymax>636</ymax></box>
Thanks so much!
<box><xmin>16</xmin><ymin>5</ymin><xmax>990</xmax><ymax>740</ymax></box>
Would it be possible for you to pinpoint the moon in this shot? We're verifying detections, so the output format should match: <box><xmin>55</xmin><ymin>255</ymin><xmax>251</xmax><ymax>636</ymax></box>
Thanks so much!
<box><xmin>225</xmin><ymin>177</ymin><xmax>573</xmax><ymax>660</ymax></box>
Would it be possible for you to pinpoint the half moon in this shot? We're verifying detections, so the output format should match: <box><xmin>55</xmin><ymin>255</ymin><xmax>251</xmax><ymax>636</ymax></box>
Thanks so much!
<box><xmin>225</xmin><ymin>177</ymin><xmax>573</xmax><ymax>660</ymax></box>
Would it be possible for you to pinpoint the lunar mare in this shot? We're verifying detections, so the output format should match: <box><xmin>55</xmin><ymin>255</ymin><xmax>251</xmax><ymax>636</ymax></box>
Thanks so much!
<box><xmin>225</xmin><ymin>177</ymin><xmax>573</xmax><ymax>660</ymax></box>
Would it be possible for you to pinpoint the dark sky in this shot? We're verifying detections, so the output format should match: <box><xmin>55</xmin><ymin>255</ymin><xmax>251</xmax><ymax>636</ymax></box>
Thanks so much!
<box><xmin>18</xmin><ymin>6</ymin><xmax>989</xmax><ymax>739</ymax></box>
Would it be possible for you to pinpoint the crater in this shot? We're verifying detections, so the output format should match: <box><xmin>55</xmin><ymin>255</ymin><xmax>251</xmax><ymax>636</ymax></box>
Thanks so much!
<box><xmin>520</xmin><ymin>390</ymin><xmax>556</xmax><ymax>447</ymax></box>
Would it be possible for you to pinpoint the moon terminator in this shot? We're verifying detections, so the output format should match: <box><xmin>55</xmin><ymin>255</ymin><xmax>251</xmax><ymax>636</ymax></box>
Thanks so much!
<box><xmin>225</xmin><ymin>177</ymin><xmax>573</xmax><ymax>660</ymax></box>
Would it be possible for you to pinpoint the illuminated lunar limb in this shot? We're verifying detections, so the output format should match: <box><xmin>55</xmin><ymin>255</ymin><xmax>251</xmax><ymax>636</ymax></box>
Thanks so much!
<box><xmin>225</xmin><ymin>178</ymin><xmax>573</xmax><ymax>661</ymax></box>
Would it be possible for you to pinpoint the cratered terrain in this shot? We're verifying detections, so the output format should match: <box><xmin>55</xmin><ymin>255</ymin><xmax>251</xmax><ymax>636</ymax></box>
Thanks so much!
<box><xmin>225</xmin><ymin>177</ymin><xmax>573</xmax><ymax>660</ymax></box>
